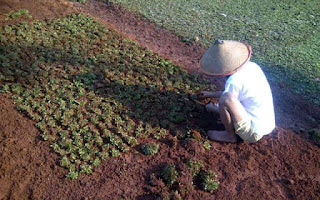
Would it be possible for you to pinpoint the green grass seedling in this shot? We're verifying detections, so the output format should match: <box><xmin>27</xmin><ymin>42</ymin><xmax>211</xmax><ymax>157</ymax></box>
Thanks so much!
<box><xmin>200</xmin><ymin>170</ymin><xmax>219</xmax><ymax>193</ymax></box>
<box><xmin>161</xmin><ymin>164</ymin><xmax>178</xmax><ymax>186</ymax></box>
<box><xmin>5</xmin><ymin>9</ymin><xmax>32</xmax><ymax>20</ymax></box>
<box><xmin>186</xmin><ymin>159</ymin><xmax>203</xmax><ymax>177</ymax></box>
<box><xmin>141</xmin><ymin>143</ymin><xmax>159</xmax><ymax>155</ymax></box>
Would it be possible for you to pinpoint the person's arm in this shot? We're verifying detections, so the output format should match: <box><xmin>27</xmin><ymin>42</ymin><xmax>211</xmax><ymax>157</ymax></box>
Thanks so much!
<box><xmin>199</xmin><ymin>91</ymin><xmax>223</xmax><ymax>98</ymax></box>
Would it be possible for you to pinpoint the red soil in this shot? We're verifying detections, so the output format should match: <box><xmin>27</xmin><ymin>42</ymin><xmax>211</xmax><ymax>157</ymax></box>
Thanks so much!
<box><xmin>0</xmin><ymin>0</ymin><xmax>320</xmax><ymax>199</ymax></box>
<box><xmin>0</xmin><ymin>0</ymin><xmax>75</xmax><ymax>25</ymax></box>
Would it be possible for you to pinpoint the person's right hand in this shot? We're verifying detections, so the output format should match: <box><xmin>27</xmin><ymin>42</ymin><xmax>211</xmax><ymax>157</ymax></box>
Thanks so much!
<box><xmin>197</xmin><ymin>91</ymin><xmax>212</xmax><ymax>99</ymax></box>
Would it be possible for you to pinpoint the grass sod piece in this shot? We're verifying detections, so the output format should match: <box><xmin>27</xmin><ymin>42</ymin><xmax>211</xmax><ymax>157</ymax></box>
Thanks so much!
<box><xmin>161</xmin><ymin>164</ymin><xmax>178</xmax><ymax>186</ymax></box>
<box><xmin>0</xmin><ymin>14</ymin><xmax>213</xmax><ymax>178</ymax></box>
<box><xmin>107</xmin><ymin>0</ymin><xmax>320</xmax><ymax>105</ymax></box>
<box><xmin>186</xmin><ymin>159</ymin><xmax>203</xmax><ymax>177</ymax></box>
<box><xmin>200</xmin><ymin>170</ymin><xmax>219</xmax><ymax>193</ymax></box>
<box><xmin>66</xmin><ymin>170</ymin><xmax>79</xmax><ymax>180</ymax></box>
<box><xmin>141</xmin><ymin>143</ymin><xmax>160</xmax><ymax>155</ymax></box>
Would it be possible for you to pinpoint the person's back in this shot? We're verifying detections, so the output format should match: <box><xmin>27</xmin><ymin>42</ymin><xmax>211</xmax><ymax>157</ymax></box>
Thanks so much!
<box><xmin>224</xmin><ymin>61</ymin><xmax>275</xmax><ymax>137</ymax></box>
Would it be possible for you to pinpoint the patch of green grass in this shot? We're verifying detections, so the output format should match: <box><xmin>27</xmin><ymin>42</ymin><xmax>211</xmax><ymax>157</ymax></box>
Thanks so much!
<box><xmin>0</xmin><ymin>14</ymin><xmax>214</xmax><ymax>178</ymax></box>
<box><xmin>5</xmin><ymin>9</ymin><xmax>32</xmax><ymax>21</ymax></box>
<box><xmin>202</xmin><ymin>140</ymin><xmax>211</xmax><ymax>151</ymax></box>
<box><xmin>141</xmin><ymin>143</ymin><xmax>160</xmax><ymax>155</ymax></box>
<box><xmin>186</xmin><ymin>159</ymin><xmax>203</xmax><ymax>177</ymax></box>
<box><xmin>107</xmin><ymin>0</ymin><xmax>320</xmax><ymax>105</ymax></box>
<box><xmin>200</xmin><ymin>170</ymin><xmax>219</xmax><ymax>193</ymax></box>
<box><xmin>161</xmin><ymin>164</ymin><xmax>178</xmax><ymax>186</ymax></box>
<box><xmin>308</xmin><ymin>129</ymin><xmax>320</xmax><ymax>141</ymax></box>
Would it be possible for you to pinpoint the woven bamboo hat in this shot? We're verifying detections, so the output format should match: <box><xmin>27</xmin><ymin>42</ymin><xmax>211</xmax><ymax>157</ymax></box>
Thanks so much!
<box><xmin>200</xmin><ymin>39</ymin><xmax>252</xmax><ymax>76</ymax></box>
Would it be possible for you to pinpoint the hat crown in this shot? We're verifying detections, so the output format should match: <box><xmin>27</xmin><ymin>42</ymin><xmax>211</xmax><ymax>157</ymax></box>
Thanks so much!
<box><xmin>200</xmin><ymin>40</ymin><xmax>251</xmax><ymax>76</ymax></box>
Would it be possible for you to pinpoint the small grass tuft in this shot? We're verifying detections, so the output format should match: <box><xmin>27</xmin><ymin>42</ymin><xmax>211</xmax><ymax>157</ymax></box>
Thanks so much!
<box><xmin>202</xmin><ymin>140</ymin><xmax>211</xmax><ymax>151</ymax></box>
<box><xmin>141</xmin><ymin>143</ymin><xmax>160</xmax><ymax>155</ymax></box>
<box><xmin>200</xmin><ymin>170</ymin><xmax>219</xmax><ymax>193</ymax></box>
<box><xmin>308</xmin><ymin>128</ymin><xmax>320</xmax><ymax>141</ymax></box>
<box><xmin>5</xmin><ymin>9</ymin><xmax>32</xmax><ymax>20</ymax></box>
<box><xmin>186</xmin><ymin>159</ymin><xmax>203</xmax><ymax>177</ymax></box>
<box><xmin>161</xmin><ymin>164</ymin><xmax>178</xmax><ymax>186</ymax></box>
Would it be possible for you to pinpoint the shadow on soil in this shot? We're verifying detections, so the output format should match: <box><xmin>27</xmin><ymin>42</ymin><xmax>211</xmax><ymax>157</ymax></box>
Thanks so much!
<box><xmin>1</xmin><ymin>43</ymin><xmax>221</xmax><ymax>136</ymax></box>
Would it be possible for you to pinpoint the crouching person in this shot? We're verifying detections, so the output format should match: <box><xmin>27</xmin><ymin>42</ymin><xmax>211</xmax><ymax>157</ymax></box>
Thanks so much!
<box><xmin>198</xmin><ymin>39</ymin><xmax>275</xmax><ymax>143</ymax></box>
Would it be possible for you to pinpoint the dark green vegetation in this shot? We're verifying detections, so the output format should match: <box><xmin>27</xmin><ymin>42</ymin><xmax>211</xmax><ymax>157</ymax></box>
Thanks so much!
<box><xmin>200</xmin><ymin>170</ymin><xmax>219</xmax><ymax>193</ymax></box>
<box><xmin>161</xmin><ymin>164</ymin><xmax>178</xmax><ymax>186</ymax></box>
<box><xmin>186</xmin><ymin>158</ymin><xmax>203</xmax><ymax>177</ymax></box>
<box><xmin>108</xmin><ymin>0</ymin><xmax>320</xmax><ymax>105</ymax></box>
<box><xmin>141</xmin><ymin>143</ymin><xmax>160</xmax><ymax>155</ymax></box>
<box><xmin>148</xmin><ymin>160</ymin><xmax>219</xmax><ymax>197</ymax></box>
<box><xmin>0</xmin><ymin>14</ymin><xmax>215</xmax><ymax>179</ymax></box>
<box><xmin>308</xmin><ymin>128</ymin><xmax>320</xmax><ymax>141</ymax></box>
<box><xmin>5</xmin><ymin>9</ymin><xmax>32</xmax><ymax>21</ymax></box>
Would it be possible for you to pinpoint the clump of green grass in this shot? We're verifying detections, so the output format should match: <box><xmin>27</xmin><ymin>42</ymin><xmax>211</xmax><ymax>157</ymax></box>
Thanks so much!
<box><xmin>202</xmin><ymin>140</ymin><xmax>211</xmax><ymax>150</ymax></box>
<box><xmin>308</xmin><ymin>129</ymin><xmax>320</xmax><ymax>141</ymax></box>
<box><xmin>200</xmin><ymin>170</ymin><xmax>219</xmax><ymax>193</ymax></box>
<box><xmin>66</xmin><ymin>170</ymin><xmax>79</xmax><ymax>180</ymax></box>
<box><xmin>141</xmin><ymin>143</ymin><xmax>160</xmax><ymax>155</ymax></box>
<box><xmin>5</xmin><ymin>9</ymin><xmax>32</xmax><ymax>20</ymax></box>
<box><xmin>186</xmin><ymin>159</ymin><xmax>203</xmax><ymax>177</ymax></box>
<box><xmin>161</xmin><ymin>164</ymin><xmax>178</xmax><ymax>185</ymax></box>
<box><xmin>0</xmin><ymin>14</ymin><xmax>212</xmax><ymax>178</ymax></box>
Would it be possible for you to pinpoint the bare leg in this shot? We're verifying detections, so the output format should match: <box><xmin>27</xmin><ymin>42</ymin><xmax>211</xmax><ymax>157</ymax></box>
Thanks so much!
<box><xmin>207</xmin><ymin>92</ymin><xmax>248</xmax><ymax>143</ymax></box>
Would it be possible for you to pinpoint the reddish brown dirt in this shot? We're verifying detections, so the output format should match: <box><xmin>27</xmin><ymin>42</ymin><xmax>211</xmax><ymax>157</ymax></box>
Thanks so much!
<box><xmin>1</xmin><ymin>0</ymin><xmax>320</xmax><ymax>199</ymax></box>
<box><xmin>1</xmin><ymin>92</ymin><xmax>320</xmax><ymax>199</ymax></box>
<box><xmin>0</xmin><ymin>0</ymin><xmax>75</xmax><ymax>25</ymax></box>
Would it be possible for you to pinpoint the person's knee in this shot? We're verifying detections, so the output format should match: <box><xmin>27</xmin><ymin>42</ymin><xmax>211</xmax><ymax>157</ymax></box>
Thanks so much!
<box><xmin>219</xmin><ymin>92</ymin><xmax>236</xmax><ymax>106</ymax></box>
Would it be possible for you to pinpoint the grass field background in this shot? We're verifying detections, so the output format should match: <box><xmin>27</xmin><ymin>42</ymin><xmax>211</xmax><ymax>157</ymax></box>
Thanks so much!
<box><xmin>108</xmin><ymin>0</ymin><xmax>320</xmax><ymax>105</ymax></box>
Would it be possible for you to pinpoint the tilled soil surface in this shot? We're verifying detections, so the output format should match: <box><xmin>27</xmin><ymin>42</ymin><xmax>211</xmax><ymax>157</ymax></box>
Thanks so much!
<box><xmin>1</xmin><ymin>93</ymin><xmax>320</xmax><ymax>199</ymax></box>
<box><xmin>1</xmin><ymin>0</ymin><xmax>320</xmax><ymax>199</ymax></box>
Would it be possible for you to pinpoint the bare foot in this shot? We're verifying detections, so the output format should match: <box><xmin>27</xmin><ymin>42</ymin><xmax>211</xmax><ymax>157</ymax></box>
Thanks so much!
<box><xmin>207</xmin><ymin>130</ymin><xmax>237</xmax><ymax>143</ymax></box>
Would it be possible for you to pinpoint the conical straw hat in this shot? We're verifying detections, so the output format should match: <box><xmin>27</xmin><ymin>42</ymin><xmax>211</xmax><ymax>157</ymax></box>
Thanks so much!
<box><xmin>200</xmin><ymin>40</ymin><xmax>252</xmax><ymax>76</ymax></box>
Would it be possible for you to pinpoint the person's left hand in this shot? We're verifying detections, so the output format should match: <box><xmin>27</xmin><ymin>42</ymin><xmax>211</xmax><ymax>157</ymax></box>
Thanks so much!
<box><xmin>205</xmin><ymin>102</ymin><xmax>219</xmax><ymax>113</ymax></box>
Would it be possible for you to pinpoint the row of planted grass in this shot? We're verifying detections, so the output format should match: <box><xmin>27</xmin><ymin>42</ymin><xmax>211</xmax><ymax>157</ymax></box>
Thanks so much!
<box><xmin>107</xmin><ymin>0</ymin><xmax>320</xmax><ymax>105</ymax></box>
<box><xmin>0</xmin><ymin>14</ymin><xmax>216</xmax><ymax>179</ymax></box>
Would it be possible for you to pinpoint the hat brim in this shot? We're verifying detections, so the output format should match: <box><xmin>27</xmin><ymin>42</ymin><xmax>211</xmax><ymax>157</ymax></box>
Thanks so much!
<box><xmin>200</xmin><ymin>42</ymin><xmax>252</xmax><ymax>76</ymax></box>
